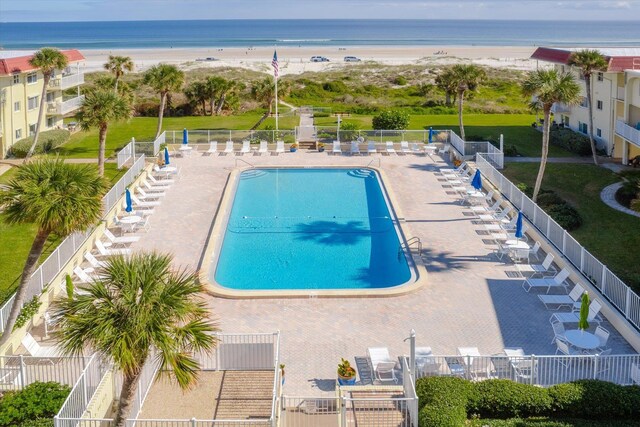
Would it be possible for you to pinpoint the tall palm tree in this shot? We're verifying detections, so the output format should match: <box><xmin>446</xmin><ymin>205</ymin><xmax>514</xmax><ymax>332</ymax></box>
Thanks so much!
<box><xmin>25</xmin><ymin>48</ymin><xmax>69</xmax><ymax>161</ymax></box>
<box><xmin>0</xmin><ymin>160</ymin><xmax>106</xmax><ymax>347</ymax></box>
<box><xmin>450</xmin><ymin>64</ymin><xmax>486</xmax><ymax>141</ymax></box>
<box><xmin>435</xmin><ymin>68</ymin><xmax>457</xmax><ymax>107</ymax></box>
<box><xmin>522</xmin><ymin>69</ymin><xmax>581</xmax><ymax>201</ymax></box>
<box><xmin>75</xmin><ymin>89</ymin><xmax>131</xmax><ymax>176</ymax></box>
<box><xmin>568</xmin><ymin>49</ymin><xmax>608</xmax><ymax>165</ymax></box>
<box><xmin>143</xmin><ymin>64</ymin><xmax>185</xmax><ymax>139</ymax></box>
<box><xmin>184</xmin><ymin>81</ymin><xmax>208</xmax><ymax>115</ymax></box>
<box><xmin>52</xmin><ymin>252</ymin><xmax>218</xmax><ymax>427</ymax></box>
<box><xmin>104</xmin><ymin>55</ymin><xmax>134</xmax><ymax>92</ymax></box>
<box><xmin>205</xmin><ymin>76</ymin><xmax>225</xmax><ymax>116</ymax></box>
<box><xmin>215</xmin><ymin>79</ymin><xmax>244</xmax><ymax>115</ymax></box>
<box><xmin>250</xmin><ymin>77</ymin><xmax>289</xmax><ymax>129</ymax></box>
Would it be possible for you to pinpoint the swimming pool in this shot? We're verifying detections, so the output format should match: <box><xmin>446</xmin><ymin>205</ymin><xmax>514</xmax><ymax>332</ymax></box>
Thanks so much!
<box><xmin>211</xmin><ymin>168</ymin><xmax>414</xmax><ymax>292</ymax></box>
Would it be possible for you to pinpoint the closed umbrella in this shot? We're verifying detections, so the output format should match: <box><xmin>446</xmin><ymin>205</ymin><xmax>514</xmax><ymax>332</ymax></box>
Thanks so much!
<box><xmin>125</xmin><ymin>188</ymin><xmax>133</xmax><ymax>213</ymax></box>
<box><xmin>514</xmin><ymin>211</ymin><xmax>524</xmax><ymax>239</ymax></box>
<box><xmin>471</xmin><ymin>170</ymin><xmax>482</xmax><ymax>191</ymax></box>
<box><xmin>183</xmin><ymin>128</ymin><xmax>188</xmax><ymax>145</ymax></box>
<box><xmin>428</xmin><ymin>127</ymin><xmax>434</xmax><ymax>144</ymax></box>
<box><xmin>164</xmin><ymin>147</ymin><xmax>170</xmax><ymax>165</ymax></box>
<box><xmin>578</xmin><ymin>291</ymin><xmax>590</xmax><ymax>331</ymax></box>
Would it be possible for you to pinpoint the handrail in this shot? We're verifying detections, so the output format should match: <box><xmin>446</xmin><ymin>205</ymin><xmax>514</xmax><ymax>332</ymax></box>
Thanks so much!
<box><xmin>401</xmin><ymin>237</ymin><xmax>422</xmax><ymax>256</ymax></box>
<box><xmin>235</xmin><ymin>158</ymin><xmax>255</xmax><ymax>168</ymax></box>
<box><xmin>366</xmin><ymin>158</ymin><xmax>381</xmax><ymax>168</ymax></box>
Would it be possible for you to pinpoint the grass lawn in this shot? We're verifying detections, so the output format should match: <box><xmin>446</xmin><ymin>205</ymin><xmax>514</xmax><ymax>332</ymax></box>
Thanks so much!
<box><xmin>502</xmin><ymin>163</ymin><xmax>640</xmax><ymax>292</ymax></box>
<box><xmin>314</xmin><ymin>114</ymin><xmax>574</xmax><ymax>158</ymax></box>
<box><xmin>56</xmin><ymin>114</ymin><xmax>300</xmax><ymax>159</ymax></box>
<box><xmin>0</xmin><ymin>163</ymin><xmax>125</xmax><ymax>304</ymax></box>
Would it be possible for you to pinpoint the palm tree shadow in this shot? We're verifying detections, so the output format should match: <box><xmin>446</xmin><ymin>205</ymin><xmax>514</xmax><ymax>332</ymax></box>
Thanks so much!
<box><xmin>420</xmin><ymin>247</ymin><xmax>470</xmax><ymax>272</ymax></box>
<box><xmin>294</xmin><ymin>220</ymin><xmax>369</xmax><ymax>246</ymax></box>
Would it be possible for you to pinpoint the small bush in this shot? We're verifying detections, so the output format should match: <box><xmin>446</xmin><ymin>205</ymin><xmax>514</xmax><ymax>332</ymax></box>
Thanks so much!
<box><xmin>548</xmin><ymin>203</ymin><xmax>582</xmax><ymax>231</ymax></box>
<box><xmin>18</xmin><ymin>419</ymin><xmax>54</xmax><ymax>427</ymax></box>
<box><xmin>0</xmin><ymin>382</ymin><xmax>70</xmax><ymax>427</ymax></box>
<box><xmin>9</xmin><ymin>130</ymin><xmax>70</xmax><ymax>158</ymax></box>
<box><xmin>416</xmin><ymin>377</ymin><xmax>473</xmax><ymax>427</ymax></box>
<box><xmin>313</xmin><ymin>111</ymin><xmax>330</xmax><ymax>118</ymax></box>
<box><xmin>547</xmin><ymin>380</ymin><xmax>640</xmax><ymax>420</ymax></box>
<box><xmin>393</xmin><ymin>76</ymin><xmax>408</xmax><ymax>86</ymax></box>
<box><xmin>615</xmin><ymin>179</ymin><xmax>640</xmax><ymax>208</ymax></box>
<box><xmin>504</xmin><ymin>145</ymin><xmax>519</xmax><ymax>157</ymax></box>
<box><xmin>322</xmin><ymin>80</ymin><xmax>348</xmax><ymax>93</ymax></box>
<box><xmin>14</xmin><ymin>296</ymin><xmax>42</xmax><ymax>330</ymax></box>
<box><xmin>372</xmin><ymin>110</ymin><xmax>410</xmax><ymax>130</ymax></box>
<box><xmin>536</xmin><ymin>192</ymin><xmax>564</xmax><ymax>209</ymax></box>
<box><xmin>549</xmin><ymin>128</ymin><xmax>592</xmax><ymax>156</ymax></box>
<box><xmin>468</xmin><ymin>380</ymin><xmax>553</xmax><ymax>419</ymax></box>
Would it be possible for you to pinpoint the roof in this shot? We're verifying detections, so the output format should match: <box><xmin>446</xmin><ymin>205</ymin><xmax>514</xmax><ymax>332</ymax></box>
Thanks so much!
<box><xmin>0</xmin><ymin>49</ymin><xmax>85</xmax><ymax>76</ymax></box>
<box><xmin>531</xmin><ymin>47</ymin><xmax>640</xmax><ymax>72</ymax></box>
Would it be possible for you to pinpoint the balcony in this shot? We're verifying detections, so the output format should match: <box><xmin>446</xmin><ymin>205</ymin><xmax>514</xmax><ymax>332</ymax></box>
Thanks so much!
<box><xmin>48</xmin><ymin>73</ymin><xmax>84</xmax><ymax>91</ymax></box>
<box><xmin>616</xmin><ymin>87</ymin><xmax>625</xmax><ymax>101</ymax></box>
<box><xmin>615</xmin><ymin>120</ymin><xmax>640</xmax><ymax>148</ymax></box>
<box><xmin>551</xmin><ymin>102</ymin><xmax>571</xmax><ymax>114</ymax></box>
<box><xmin>47</xmin><ymin>95</ymin><xmax>85</xmax><ymax>115</ymax></box>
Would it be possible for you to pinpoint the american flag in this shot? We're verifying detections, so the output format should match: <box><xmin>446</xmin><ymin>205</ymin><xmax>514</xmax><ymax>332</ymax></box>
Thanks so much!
<box><xmin>272</xmin><ymin>50</ymin><xmax>279</xmax><ymax>78</ymax></box>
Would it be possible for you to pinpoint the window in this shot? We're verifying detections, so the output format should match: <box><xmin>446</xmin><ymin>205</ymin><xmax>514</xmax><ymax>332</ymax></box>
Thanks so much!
<box><xmin>47</xmin><ymin>117</ymin><xmax>56</xmax><ymax>128</ymax></box>
<box><xmin>12</xmin><ymin>74</ymin><xmax>19</xmax><ymax>84</ymax></box>
<box><xmin>596</xmin><ymin>128</ymin><xmax>602</xmax><ymax>138</ymax></box>
<box><xmin>46</xmin><ymin>92</ymin><xmax>55</xmax><ymax>103</ymax></box>
<box><xmin>578</xmin><ymin>122</ymin><xmax>588</xmax><ymax>134</ymax></box>
<box><xmin>596</xmin><ymin>100</ymin><xmax>603</xmax><ymax>110</ymax></box>
<box><xmin>563</xmin><ymin>115</ymin><xmax>570</xmax><ymax>126</ymax></box>
<box><xmin>15</xmin><ymin>129</ymin><xmax>22</xmax><ymax>140</ymax></box>
<box><xmin>580</xmin><ymin>97</ymin><xmax>588</xmax><ymax>108</ymax></box>
<box><xmin>29</xmin><ymin>124</ymin><xmax>37</xmax><ymax>136</ymax></box>
<box><xmin>13</xmin><ymin>101</ymin><xmax>20</xmax><ymax>112</ymax></box>
<box><xmin>26</xmin><ymin>72</ymin><xmax>37</xmax><ymax>84</ymax></box>
<box><xmin>597</xmin><ymin>72</ymin><xmax>604</xmax><ymax>82</ymax></box>
<box><xmin>27</xmin><ymin>96</ymin><xmax>39</xmax><ymax>110</ymax></box>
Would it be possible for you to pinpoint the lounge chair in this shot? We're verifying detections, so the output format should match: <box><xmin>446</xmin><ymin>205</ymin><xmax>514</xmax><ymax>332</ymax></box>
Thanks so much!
<box><xmin>630</xmin><ymin>363</ymin><xmax>640</xmax><ymax>385</ymax></box>
<box><xmin>368</xmin><ymin>347</ymin><xmax>398</xmax><ymax>383</ymax></box>
<box><xmin>85</xmin><ymin>252</ymin><xmax>108</xmax><ymax>269</ymax></box>
<box><xmin>550</xmin><ymin>300</ymin><xmax>603</xmax><ymax>326</ymax></box>
<box><xmin>224</xmin><ymin>140</ymin><xmax>234</xmax><ymax>154</ymax></box>
<box><xmin>141</xmin><ymin>179</ymin><xmax>168</xmax><ymax>193</ymax></box>
<box><xmin>538</xmin><ymin>283</ymin><xmax>585</xmax><ymax>310</ymax></box>
<box><xmin>522</xmin><ymin>268</ymin><xmax>570</xmax><ymax>293</ymax></box>
<box><xmin>415</xmin><ymin>347</ymin><xmax>441</xmax><ymax>377</ymax></box>
<box><xmin>103</xmin><ymin>229</ymin><xmax>140</xmax><ymax>247</ymax></box>
<box><xmin>367</xmin><ymin>141</ymin><xmax>377</xmax><ymax>154</ymax></box>
<box><xmin>239</xmin><ymin>140</ymin><xmax>250</xmax><ymax>155</ymax></box>
<box><xmin>21</xmin><ymin>333</ymin><xmax>57</xmax><ymax>358</ymax></box>
<box><xmin>147</xmin><ymin>174</ymin><xmax>173</xmax><ymax>186</ymax></box>
<box><xmin>95</xmin><ymin>240</ymin><xmax>131</xmax><ymax>257</ymax></box>
<box><xmin>275</xmin><ymin>140</ymin><xmax>285</xmax><ymax>154</ymax></box>
<box><xmin>131</xmin><ymin>194</ymin><xmax>160</xmax><ymax>208</ymax></box>
<box><xmin>136</xmin><ymin>186</ymin><xmax>164</xmax><ymax>199</ymax></box>
<box><xmin>207</xmin><ymin>141</ymin><xmax>218</xmax><ymax>155</ymax></box>
<box><xmin>385</xmin><ymin>141</ymin><xmax>396</xmax><ymax>154</ymax></box>
<box><xmin>258</xmin><ymin>140</ymin><xmax>269</xmax><ymax>154</ymax></box>
<box><xmin>350</xmin><ymin>141</ymin><xmax>360</xmax><ymax>155</ymax></box>
<box><xmin>400</xmin><ymin>141</ymin><xmax>411</xmax><ymax>154</ymax></box>
<box><xmin>478</xmin><ymin>207</ymin><xmax>511</xmax><ymax>223</ymax></box>
<box><xmin>73</xmin><ymin>266</ymin><xmax>98</xmax><ymax>284</ymax></box>
<box><xmin>518</xmin><ymin>253</ymin><xmax>556</xmax><ymax>277</ymax></box>
<box><xmin>470</xmin><ymin>199</ymin><xmax>502</xmax><ymax>214</ymax></box>
<box><xmin>332</xmin><ymin>141</ymin><xmax>342</xmax><ymax>155</ymax></box>
<box><xmin>440</xmin><ymin>163</ymin><xmax>466</xmax><ymax>174</ymax></box>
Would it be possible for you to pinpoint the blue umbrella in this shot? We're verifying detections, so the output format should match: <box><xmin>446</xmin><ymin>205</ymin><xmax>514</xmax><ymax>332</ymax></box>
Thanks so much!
<box><xmin>471</xmin><ymin>170</ymin><xmax>482</xmax><ymax>190</ymax></box>
<box><xmin>428</xmin><ymin>127</ymin><xmax>434</xmax><ymax>144</ymax></box>
<box><xmin>125</xmin><ymin>188</ymin><xmax>133</xmax><ymax>213</ymax></box>
<box><xmin>164</xmin><ymin>147</ymin><xmax>170</xmax><ymax>165</ymax></box>
<box><xmin>514</xmin><ymin>211</ymin><xmax>524</xmax><ymax>239</ymax></box>
<box><xmin>182</xmin><ymin>128</ymin><xmax>188</xmax><ymax>145</ymax></box>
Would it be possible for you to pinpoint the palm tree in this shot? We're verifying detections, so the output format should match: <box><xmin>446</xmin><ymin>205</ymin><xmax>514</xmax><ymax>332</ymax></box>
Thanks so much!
<box><xmin>75</xmin><ymin>89</ymin><xmax>131</xmax><ymax>176</ymax></box>
<box><xmin>205</xmin><ymin>76</ymin><xmax>225</xmax><ymax>116</ymax></box>
<box><xmin>52</xmin><ymin>252</ymin><xmax>218</xmax><ymax>427</ymax></box>
<box><xmin>250</xmin><ymin>77</ymin><xmax>289</xmax><ymax>129</ymax></box>
<box><xmin>184</xmin><ymin>81</ymin><xmax>208</xmax><ymax>115</ymax></box>
<box><xmin>25</xmin><ymin>48</ymin><xmax>69</xmax><ymax>161</ymax></box>
<box><xmin>143</xmin><ymin>64</ymin><xmax>185</xmax><ymax>139</ymax></box>
<box><xmin>450</xmin><ymin>64</ymin><xmax>486</xmax><ymax>141</ymax></box>
<box><xmin>522</xmin><ymin>69</ymin><xmax>581</xmax><ymax>201</ymax></box>
<box><xmin>435</xmin><ymin>68</ymin><xmax>457</xmax><ymax>107</ymax></box>
<box><xmin>215</xmin><ymin>79</ymin><xmax>244</xmax><ymax>115</ymax></box>
<box><xmin>568</xmin><ymin>49</ymin><xmax>608</xmax><ymax>165</ymax></box>
<box><xmin>104</xmin><ymin>55</ymin><xmax>134</xmax><ymax>92</ymax></box>
<box><xmin>0</xmin><ymin>160</ymin><xmax>106</xmax><ymax>347</ymax></box>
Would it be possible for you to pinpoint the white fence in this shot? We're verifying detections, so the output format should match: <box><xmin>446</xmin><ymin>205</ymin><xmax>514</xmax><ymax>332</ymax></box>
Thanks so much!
<box><xmin>401</xmin><ymin>358</ymin><xmax>418</xmax><ymax>427</ymax></box>
<box><xmin>476</xmin><ymin>155</ymin><xmax>640</xmax><ymax>331</ymax></box>
<box><xmin>165</xmin><ymin>130</ymin><xmax>296</xmax><ymax>145</ymax></box>
<box><xmin>134</xmin><ymin>132</ymin><xmax>166</xmax><ymax>158</ymax></box>
<box><xmin>448</xmin><ymin>133</ymin><xmax>505</xmax><ymax>169</ymax></box>
<box><xmin>0</xmin><ymin>355</ymin><xmax>92</xmax><ymax>391</ymax></box>
<box><xmin>312</xmin><ymin>128</ymin><xmax>451</xmax><ymax>144</ymax></box>
<box><xmin>117</xmin><ymin>140</ymin><xmax>134</xmax><ymax>169</ymax></box>
<box><xmin>102</xmin><ymin>154</ymin><xmax>147</xmax><ymax>214</ymax></box>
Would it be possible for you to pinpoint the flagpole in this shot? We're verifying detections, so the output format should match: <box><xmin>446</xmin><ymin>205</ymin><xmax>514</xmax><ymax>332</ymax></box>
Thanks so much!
<box><xmin>275</xmin><ymin>71</ymin><xmax>279</xmax><ymax>131</ymax></box>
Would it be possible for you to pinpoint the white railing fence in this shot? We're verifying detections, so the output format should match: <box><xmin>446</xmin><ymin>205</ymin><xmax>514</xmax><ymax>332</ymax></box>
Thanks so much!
<box><xmin>312</xmin><ymin>128</ymin><xmax>450</xmax><ymax>144</ymax></box>
<box><xmin>102</xmin><ymin>154</ymin><xmax>146</xmax><ymax>214</ymax></box>
<box><xmin>134</xmin><ymin>132</ymin><xmax>166</xmax><ymax>157</ymax></box>
<box><xmin>280</xmin><ymin>396</ymin><xmax>339</xmax><ymax>427</ymax></box>
<box><xmin>401</xmin><ymin>358</ymin><xmax>419</xmax><ymax>427</ymax></box>
<box><xmin>165</xmin><ymin>130</ymin><xmax>296</xmax><ymax>145</ymax></box>
<box><xmin>475</xmin><ymin>155</ymin><xmax>640</xmax><ymax>330</ymax></box>
<box><xmin>341</xmin><ymin>395</ymin><xmax>414</xmax><ymax>427</ymax></box>
<box><xmin>0</xmin><ymin>355</ymin><xmax>91</xmax><ymax>391</ymax></box>
<box><xmin>117</xmin><ymin>140</ymin><xmax>134</xmax><ymax>169</ymax></box>
<box><xmin>615</xmin><ymin>119</ymin><xmax>640</xmax><ymax>147</ymax></box>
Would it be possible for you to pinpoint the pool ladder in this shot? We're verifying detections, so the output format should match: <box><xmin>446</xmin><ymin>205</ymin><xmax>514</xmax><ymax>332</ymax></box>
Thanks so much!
<box><xmin>400</xmin><ymin>237</ymin><xmax>422</xmax><ymax>256</ymax></box>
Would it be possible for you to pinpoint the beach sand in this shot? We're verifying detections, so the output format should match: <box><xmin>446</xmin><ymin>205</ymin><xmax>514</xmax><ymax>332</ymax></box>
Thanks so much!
<box><xmin>82</xmin><ymin>45</ymin><xmax>539</xmax><ymax>75</ymax></box>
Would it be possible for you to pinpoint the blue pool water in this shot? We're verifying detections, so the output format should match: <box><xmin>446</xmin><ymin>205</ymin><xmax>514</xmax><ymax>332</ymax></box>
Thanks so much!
<box><xmin>213</xmin><ymin>168</ymin><xmax>412</xmax><ymax>290</ymax></box>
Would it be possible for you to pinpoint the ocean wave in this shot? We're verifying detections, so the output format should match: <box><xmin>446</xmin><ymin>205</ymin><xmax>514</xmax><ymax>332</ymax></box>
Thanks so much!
<box><xmin>277</xmin><ymin>39</ymin><xmax>332</xmax><ymax>42</ymax></box>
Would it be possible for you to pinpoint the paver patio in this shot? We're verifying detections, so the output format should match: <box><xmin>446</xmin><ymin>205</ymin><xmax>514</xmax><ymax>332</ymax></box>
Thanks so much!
<box><xmin>127</xmin><ymin>150</ymin><xmax>635</xmax><ymax>395</ymax></box>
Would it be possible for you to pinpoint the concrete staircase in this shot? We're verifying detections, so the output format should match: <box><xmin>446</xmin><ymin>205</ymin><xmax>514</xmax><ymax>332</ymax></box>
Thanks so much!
<box><xmin>214</xmin><ymin>370</ymin><xmax>274</xmax><ymax>420</ymax></box>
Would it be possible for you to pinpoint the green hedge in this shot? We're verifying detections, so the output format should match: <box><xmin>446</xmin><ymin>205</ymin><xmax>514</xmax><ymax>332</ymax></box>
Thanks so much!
<box><xmin>548</xmin><ymin>380</ymin><xmax>640</xmax><ymax>420</ymax></box>
<box><xmin>549</xmin><ymin>128</ymin><xmax>592</xmax><ymax>156</ymax></box>
<box><xmin>18</xmin><ymin>419</ymin><xmax>54</xmax><ymax>427</ymax></box>
<box><xmin>0</xmin><ymin>382</ymin><xmax>70</xmax><ymax>427</ymax></box>
<box><xmin>468</xmin><ymin>380</ymin><xmax>552</xmax><ymax>418</ymax></box>
<box><xmin>9</xmin><ymin>130</ymin><xmax>71</xmax><ymax>158</ymax></box>
<box><xmin>416</xmin><ymin>377</ymin><xmax>474</xmax><ymax>427</ymax></box>
<box><xmin>518</xmin><ymin>187</ymin><xmax>583</xmax><ymax>231</ymax></box>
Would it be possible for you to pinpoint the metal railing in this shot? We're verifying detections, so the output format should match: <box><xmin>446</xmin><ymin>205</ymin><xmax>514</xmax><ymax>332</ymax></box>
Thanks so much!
<box><xmin>280</xmin><ymin>396</ymin><xmax>339</xmax><ymax>427</ymax></box>
<box><xmin>313</xmin><ymin>128</ymin><xmax>450</xmax><ymax>144</ymax></box>
<box><xmin>476</xmin><ymin>155</ymin><xmax>640</xmax><ymax>331</ymax></box>
<box><xmin>0</xmin><ymin>355</ymin><xmax>91</xmax><ymax>391</ymax></box>
<box><xmin>49</xmin><ymin>73</ymin><xmax>85</xmax><ymax>90</ymax></box>
<box><xmin>135</xmin><ymin>132</ymin><xmax>166</xmax><ymax>157</ymax></box>
<box><xmin>401</xmin><ymin>358</ymin><xmax>418</xmax><ymax>427</ymax></box>
<box><xmin>102</xmin><ymin>154</ymin><xmax>146</xmax><ymax>214</ymax></box>
<box><xmin>117</xmin><ymin>140</ymin><xmax>134</xmax><ymax>169</ymax></box>
<box><xmin>342</xmin><ymin>395</ymin><xmax>415</xmax><ymax>427</ymax></box>
<box><xmin>615</xmin><ymin>119</ymin><xmax>640</xmax><ymax>147</ymax></box>
<box><xmin>165</xmin><ymin>130</ymin><xmax>296</xmax><ymax>145</ymax></box>
<box><xmin>47</xmin><ymin>95</ymin><xmax>85</xmax><ymax>115</ymax></box>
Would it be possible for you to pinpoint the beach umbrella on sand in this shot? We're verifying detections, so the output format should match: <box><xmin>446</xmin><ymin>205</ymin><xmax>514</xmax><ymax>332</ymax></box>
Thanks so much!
<box><xmin>471</xmin><ymin>170</ymin><xmax>482</xmax><ymax>191</ymax></box>
<box><xmin>183</xmin><ymin>128</ymin><xmax>188</xmax><ymax>145</ymax></box>
<box><xmin>125</xmin><ymin>188</ymin><xmax>133</xmax><ymax>213</ymax></box>
<box><xmin>579</xmin><ymin>291</ymin><xmax>590</xmax><ymax>331</ymax></box>
<box><xmin>428</xmin><ymin>127</ymin><xmax>434</xmax><ymax>144</ymax></box>
<box><xmin>164</xmin><ymin>147</ymin><xmax>170</xmax><ymax>165</ymax></box>
<box><xmin>514</xmin><ymin>211</ymin><xmax>524</xmax><ymax>239</ymax></box>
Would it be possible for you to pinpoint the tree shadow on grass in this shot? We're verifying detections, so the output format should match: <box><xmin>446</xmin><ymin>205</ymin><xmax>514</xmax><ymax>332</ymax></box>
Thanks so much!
<box><xmin>294</xmin><ymin>220</ymin><xmax>369</xmax><ymax>246</ymax></box>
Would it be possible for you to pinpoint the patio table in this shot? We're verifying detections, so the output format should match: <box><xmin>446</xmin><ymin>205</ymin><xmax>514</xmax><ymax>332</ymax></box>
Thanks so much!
<box><xmin>119</xmin><ymin>215</ymin><xmax>142</xmax><ymax>232</ymax></box>
<box><xmin>564</xmin><ymin>330</ymin><xmax>599</xmax><ymax>351</ymax></box>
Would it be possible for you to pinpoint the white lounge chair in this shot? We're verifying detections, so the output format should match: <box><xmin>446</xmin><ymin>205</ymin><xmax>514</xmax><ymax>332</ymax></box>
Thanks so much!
<box><xmin>332</xmin><ymin>141</ymin><xmax>342</xmax><ymax>155</ymax></box>
<box><xmin>147</xmin><ymin>174</ymin><xmax>174</xmax><ymax>186</ymax></box>
<box><xmin>410</xmin><ymin>143</ymin><xmax>424</xmax><ymax>155</ymax></box>
<box><xmin>478</xmin><ymin>207</ymin><xmax>511</xmax><ymax>223</ymax></box>
<box><xmin>21</xmin><ymin>333</ymin><xmax>57</xmax><ymax>358</ymax></box>
<box><xmin>550</xmin><ymin>299</ymin><xmax>603</xmax><ymax>326</ymax></box>
<box><xmin>367</xmin><ymin>141</ymin><xmax>377</xmax><ymax>154</ymax></box>
<box><xmin>85</xmin><ymin>252</ymin><xmax>107</xmax><ymax>269</ymax></box>
<box><xmin>471</xmin><ymin>199</ymin><xmax>502</xmax><ymax>214</ymax></box>
<box><xmin>538</xmin><ymin>283</ymin><xmax>585</xmax><ymax>310</ymax></box>
<box><xmin>522</xmin><ymin>268</ymin><xmax>570</xmax><ymax>293</ymax></box>
<box><xmin>141</xmin><ymin>179</ymin><xmax>168</xmax><ymax>193</ymax></box>
<box><xmin>136</xmin><ymin>186</ymin><xmax>164</xmax><ymax>200</ymax></box>
<box><xmin>415</xmin><ymin>347</ymin><xmax>440</xmax><ymax>376</ymax></box>
<box><xmin>73</xmin><ymin>266</ymin><xmax>97</xmax><ymax>284</ymax></box>
<box><xmin>350</xmin><ymin>141</ymin><xmax>360</xmax><ymax>155</ymax></box>
<box><xmin>368</xmin><ymin>347</ymin><xmax>398</xmax><ymax>383</ymax></box>
<box><xmin>95</xmin><ymin>240</ymin><xmax>131</xmax><ymax>257</ymax></box>
<box><xmin>239</xmin><ymin>140</ymin><xmax>250</xmax><ymax>155</ymax></box>
<box><xmin>207</xmin><ymin>141</ymin><xmax>218</xmax><ymax>155</ymax></box>
<box><xmin>400</xmin><ymin>141</ymin><xmax>411</xmax><ymax>154</ymax></box>
<box><xmin>224</xmin><ymin>140</ymin><xmax>234</xmax><ymax>154</ymax></box>
<box><xmin>518</xmin><ymin>253</ymin><xmax>556</xmax><ymax>277</ymax></box>
<box><xmin>131</xmin><ymin>194</ymin><xmax>160</xmax><ymax>208</ymax></box>
<box><xmin>385</xmin><ymin>141</ymin><xmax>396</xmax><ymax>154</ymax></box>
<box><xmin>258</xmin><ymin>140</ymin><xmax>269</xmax><ymax>154</ymax></box>
<box><xmin>441</xmin><ymin>163</ymin><xmax>466</xmax><ymax>174</ymax></box>
<box><xmin>103</xmin><ymin>229</ymin><xmax>140</xmax><ymax>247</ymax></box>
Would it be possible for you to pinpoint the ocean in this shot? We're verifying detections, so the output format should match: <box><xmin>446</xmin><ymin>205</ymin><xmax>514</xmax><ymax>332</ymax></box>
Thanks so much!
<box><xmin>1</xmin><ymin>19</ymin><xmax>638</xmax><ymax>50</ymax></box>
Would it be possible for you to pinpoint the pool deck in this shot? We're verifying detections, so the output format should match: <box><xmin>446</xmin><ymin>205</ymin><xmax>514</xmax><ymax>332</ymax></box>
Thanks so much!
<box><xmin>127</xmin><ymin>150</ymin><xmax>635</xmax><ymax>395</ymax></box>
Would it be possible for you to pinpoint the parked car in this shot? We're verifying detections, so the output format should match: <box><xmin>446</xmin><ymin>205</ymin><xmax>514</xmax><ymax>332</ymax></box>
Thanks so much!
<box><xmin>344</xmin><ymin>56</ymin><xmax>361</xmax><ymax>62</ymax></box>
<box><xmin>311</xmin><ymin>56</ymin><xmax>330</xmax><ymax>62</ymax></box>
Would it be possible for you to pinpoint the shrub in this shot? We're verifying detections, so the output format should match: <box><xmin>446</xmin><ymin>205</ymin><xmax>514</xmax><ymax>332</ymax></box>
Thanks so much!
<box><xmin>14</xmin><ymin>296</ymin><xmax>42</xmax><ymax>330</ymax></box>
<box><xmin>322</xmin><ymin>80</ymin><xmax>348</xmax><ymax>93</ymax></box>
<box><xmin>615</xmin><ymin>179</ymin><xmax>640</xmax><ymax>208</ymax></box>
<box><xmin>372</xmin><ymin>110</ymin><xmax>410</xmax><ymax>130</ymax></box>
<box><xmin>313</xmin><ymin>111</ymin><xmax>330</xmax><ymax>118</ymax></box>
<box><xmin>547</xmin><ymin>380</ymin><xmax>640</xmax><ymax>420</ymax></box>
<box><xmin>393</xmin><ymin>76</ymin><xmax>408</xmax><ymax>86</ymax></box>
<box><xmin>18</xmin><ymin>419</ymin><xmax>54</xmax><ymax>427</ymax></box>
<box><xmin>549</xmin><ymin>128</ymin><xmax>592</xmax><ymax>156</ymax></box>
<box><xmin>548</xmin><ymin>203</ymin><xmax>582</xmax><ymax>231</ymax></box>
<box><xmin>536</xmin><ymin>192</ymin><xmax>564</xmax><ymax>209</ymax></box>
<box><xmin>416</xmin><ymin>377</ymin><xmax>473</xmax><ymax>427</ymax></box>
<box><xmin>504</xmin><ymin>145</ymin><xmax>519</xmax><ymax>157</ymax></box>
<box><xmin>468</xmin><ymin>380</ymin><xmax>553</xmax><ymax>419</ymax></box>
<box><xmin>9</xmin><ymin>130</ymin><xmax>70</xmax><ymax>158</ymax></box>
<box><xmin>0</xmin><ymin>382</ymin><xmax>70</xmax><ymax>427</ymax></box>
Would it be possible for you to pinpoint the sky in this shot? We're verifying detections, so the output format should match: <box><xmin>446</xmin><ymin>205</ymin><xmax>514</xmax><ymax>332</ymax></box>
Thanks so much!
<box><xmin>1</xmin><ymin>0</ymin><xmax>639</xmax><ymax>22</ymax></box>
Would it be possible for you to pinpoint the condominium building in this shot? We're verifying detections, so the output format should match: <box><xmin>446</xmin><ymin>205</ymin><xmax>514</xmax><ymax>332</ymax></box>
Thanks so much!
<box><xmin>0</xmin><ymin>50</ymin><xmax>85</xmax><ymax>159</ymax></box>
<box><xmin>531</xmin><ymin>47</ymin><xmax>640</xmax><ymax>164</ymax></box>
